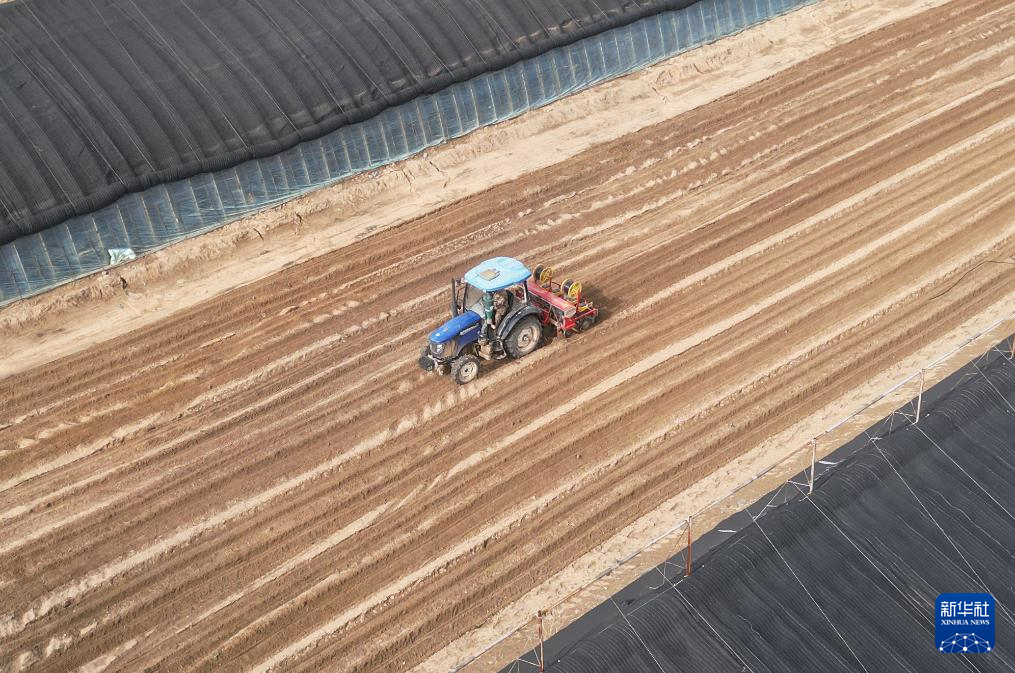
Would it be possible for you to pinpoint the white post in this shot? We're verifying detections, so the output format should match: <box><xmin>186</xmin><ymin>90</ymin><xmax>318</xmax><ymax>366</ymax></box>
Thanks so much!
<box><xmin>808</xmin><ymin>438</ymin><xmax>817</xmax><ymax>494</ymax></box>
<box><xmin>915</xmin><ymin>369</ymin><xmax>926</xmax><ymax>423</ymax></box>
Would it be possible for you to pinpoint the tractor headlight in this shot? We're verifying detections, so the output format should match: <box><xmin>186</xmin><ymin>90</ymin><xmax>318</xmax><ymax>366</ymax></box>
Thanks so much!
<box><xmin>431</xmin><ymin>341</ymin><xmax>445</xmax><ymax>355</ymax></box>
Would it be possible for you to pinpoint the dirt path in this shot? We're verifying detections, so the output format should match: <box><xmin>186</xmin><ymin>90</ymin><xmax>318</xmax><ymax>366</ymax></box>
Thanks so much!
<box><xmin>2</xmin><ymin>1</ymin><xmax>1015</xmax><ymax>672</ymax></box>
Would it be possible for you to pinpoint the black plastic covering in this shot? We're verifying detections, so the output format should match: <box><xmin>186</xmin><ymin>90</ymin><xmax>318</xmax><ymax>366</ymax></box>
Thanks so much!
<box><xmin>0</xmin><ymin>0</ymin><xmax>700</xmax><ymax>245</ymax></box>
<box><xmin>541</xmin><ymin>354</ymin><xmax>1015</xmax><ymax>672</ymax></box>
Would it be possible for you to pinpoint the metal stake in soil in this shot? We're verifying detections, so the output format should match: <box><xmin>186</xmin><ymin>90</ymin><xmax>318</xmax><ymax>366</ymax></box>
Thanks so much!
<box><xmin>915</xmin><ymin>369</ymin><xmax>926</xmax><ymax>423</ymax></box>
<box><xmin>537</xmin><ymin>611</ymin><xmax>545</xmax><ymax>672</ymax></box>
<box><xmin>685</xmin><ymin>516</ymin><xmax>693</xmax><ymax>578</ymax></box>
<box><xmin>809</xmin><ymin>438</ymin><xmax>817</xmax><ymax>494</ymax></box>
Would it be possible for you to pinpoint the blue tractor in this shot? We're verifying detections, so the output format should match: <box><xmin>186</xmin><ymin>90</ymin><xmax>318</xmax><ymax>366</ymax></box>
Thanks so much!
<box><xmin>419</xmin><ymin>256</ymin><xmax>599</xmax><ymax>384</ymax></box>
<box><xmin>419</xmin><ymin>257</ymin><xmax>544</xmax><ymax>385</ymax></box>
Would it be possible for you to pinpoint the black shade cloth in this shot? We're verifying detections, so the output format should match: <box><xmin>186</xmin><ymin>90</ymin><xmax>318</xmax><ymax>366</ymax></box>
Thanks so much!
<box><xmin>539</xmin><ymin>355</ymin><xmax>1015</xmax><ymax>672</ymax></box>
<box><xmin>0</xmin><ymin>0</ymin><xmax>699</xmax><ymax>244</ymax></box>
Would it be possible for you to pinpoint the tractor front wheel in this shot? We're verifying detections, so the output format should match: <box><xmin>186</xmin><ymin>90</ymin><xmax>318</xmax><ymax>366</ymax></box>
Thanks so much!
<box><xmin>451</xmin><ymin>354</ymin><xmax>480</xmax><ymax>385</ymax></box>
<box><xmin>419</xmin><ymin>344</ymin><xmax>436</xmax><ymax>372</ymax></box>
<box><xmin>505</xmin><ymin>316</ymin><xmax>542</xmax><ymax>359</ymax></box>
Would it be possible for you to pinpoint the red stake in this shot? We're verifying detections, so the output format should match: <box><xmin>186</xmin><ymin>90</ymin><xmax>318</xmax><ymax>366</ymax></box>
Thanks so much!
<box><xmin>537</xmin><ymin>611</ymin><xmax>545</xmax><ymax>672</ymax></box>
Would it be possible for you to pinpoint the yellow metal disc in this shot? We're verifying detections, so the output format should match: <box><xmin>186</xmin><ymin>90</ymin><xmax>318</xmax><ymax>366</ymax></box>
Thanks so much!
<box><xmin>567</xmin><ymin>281</ymin><xmax>582</xmax><ymax>302</ymax></box>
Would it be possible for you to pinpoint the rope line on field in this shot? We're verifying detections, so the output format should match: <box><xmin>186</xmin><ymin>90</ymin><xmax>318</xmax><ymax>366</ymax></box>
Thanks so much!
<box><xmin>928</xmin><ymin>257</ymin><xmax>1015</xmax><ymax>301</ymax></box>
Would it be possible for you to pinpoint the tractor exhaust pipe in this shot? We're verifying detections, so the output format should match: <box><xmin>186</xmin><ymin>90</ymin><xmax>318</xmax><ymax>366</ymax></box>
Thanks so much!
<box><xmin>450</xmin><ymin>278</ymin><xmax>459</xmax><ymax>317</ymax></box>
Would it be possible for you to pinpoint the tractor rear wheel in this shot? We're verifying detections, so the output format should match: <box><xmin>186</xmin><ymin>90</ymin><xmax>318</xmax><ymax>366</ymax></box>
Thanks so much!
<box><xmin>505</xmin><ymin>316</ymin><xmax>542</xmax><ymax>359</ymax></box>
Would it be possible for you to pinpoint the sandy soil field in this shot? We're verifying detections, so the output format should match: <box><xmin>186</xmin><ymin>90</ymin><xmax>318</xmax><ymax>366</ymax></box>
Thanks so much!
<box><xmin>2</xmin><ymin>1</ymin><xmax>1015</xmax><ymax>672</ymax></box>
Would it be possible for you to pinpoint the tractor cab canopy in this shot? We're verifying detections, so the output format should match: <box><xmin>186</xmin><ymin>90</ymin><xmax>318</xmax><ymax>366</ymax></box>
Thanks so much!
<box><xmin>463</xmin><ymin>257</ymin><xmax>531</xmax><ymax>292</ymax></box>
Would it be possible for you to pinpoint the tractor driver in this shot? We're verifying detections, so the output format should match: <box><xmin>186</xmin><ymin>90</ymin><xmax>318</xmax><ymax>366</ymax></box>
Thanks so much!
<box><xmin>492</xmin><ymin>290</ymin><xmax>510</xmax><ymax>328</ymax></box>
